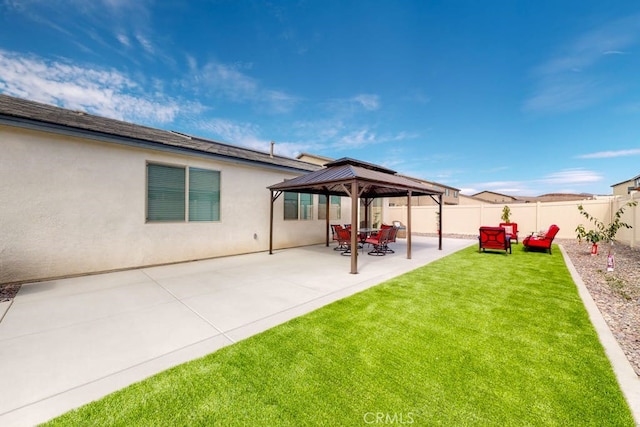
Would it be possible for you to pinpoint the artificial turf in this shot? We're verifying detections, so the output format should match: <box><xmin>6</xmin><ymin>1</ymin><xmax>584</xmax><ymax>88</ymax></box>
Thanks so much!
<box><xmin>45</xmin><ymin>245</ymin><xmax>635</xmax><ymax>426</ymax></box>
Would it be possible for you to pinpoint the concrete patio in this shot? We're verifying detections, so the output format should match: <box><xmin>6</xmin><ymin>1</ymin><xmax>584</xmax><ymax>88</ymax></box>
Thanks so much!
<box><xmin>0</xmin><ymin>236</ymin><xmax>476</xmax><ymax>426</ymax></box>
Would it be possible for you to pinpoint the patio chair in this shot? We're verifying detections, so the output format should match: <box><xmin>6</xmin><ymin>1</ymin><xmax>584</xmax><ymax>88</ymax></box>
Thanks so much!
<box><xmin>383</xmin><ymin>225</ymin><xmax>399</xmax><ymax>253</ymax></box>
<box><xmin>333</xmin><ymin>226</ymin><xmax>351</xmax><ymax>255</ymax></box>
<box><xmin>523</xmin><ymin>224</ymin><xmax>560</xmax><ymax>255</ymax></box>
<box><xmin>499</xmin><ymin>222</ymin><xmax>519</xmax><ymax>244</ymax></box>
<box><xmin>331</xmin><ymin>224</ymin><xmax>342</xmax><ymax>250</ymax></box>
<box><xmin>478</xmin><ymin>226</ymin><xmax>511</xmax><ymax>254</ymax></box>
<box><xmin>364</xmin><ymin>227</ymin><xmax>392</xmax><ymax>256</ymax></box>
<box><xmin>334</xmin><ymin>225</ymin><xmax>351</xmax><ymax>252</ymax></box>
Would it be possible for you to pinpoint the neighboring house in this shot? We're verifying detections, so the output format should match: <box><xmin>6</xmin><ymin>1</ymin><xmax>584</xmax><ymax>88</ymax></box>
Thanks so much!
<box><xmin>388</xmin><ymin>178</ymin><xmax>459</xmax><ymax>206</ymax></box>
<box><xmin>468</xmin><ymin>191</ymin><xmax>593</xmax><ymax>204</ymax></box>
<box><xmin>0</xmin><ymin>94</ymin><xmax>340</xmax><ymax>284</ymax></box>
<box><xmin>296</xmin><ymin>152</ymin><xmax>335</xmax><ymax>166</ymax></box>
<box><xmin>389</xmin><ymin>175</ymin><xmax>460</xmax><ymax>206</ymax></box>
<box><xmin>612</xmin><ymin>174</ymin><xmax>640</xmax><ymax>196</ymax></box>
<box><xmin>471</xmin><ymin>191</ymin><xmax>522</xmax><ymax>204</ymax></box>
<box><xmin>457</xmin><ymin>194</ymin><xmax>491</xmax><ymax>205</ymax></box>
<box><xmin>533</xmin><ymin>193</ymin><xmax>595</xmax><ymax>202</ymax></box>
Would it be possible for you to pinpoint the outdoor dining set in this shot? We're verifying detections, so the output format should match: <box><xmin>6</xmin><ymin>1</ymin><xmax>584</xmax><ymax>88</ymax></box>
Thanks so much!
<box><xmin>331</xmin><ymin>224</ymin><xmax>400</xmax><ymax>256</ymax></box>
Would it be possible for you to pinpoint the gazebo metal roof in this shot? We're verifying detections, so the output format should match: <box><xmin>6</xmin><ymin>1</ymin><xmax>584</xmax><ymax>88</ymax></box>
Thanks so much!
<box><xmin>268</xmin><ymin>157</ymin><xmax>443</xmax><ymax>198</ymax></box>
<box><xmin>268</xmin><ymin>158</ymin><xmax>444</xmax><ymax>273</ymax></box>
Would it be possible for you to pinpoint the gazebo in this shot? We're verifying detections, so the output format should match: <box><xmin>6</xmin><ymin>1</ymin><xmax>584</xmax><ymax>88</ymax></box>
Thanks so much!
<box><xmin>268</xmin><ymin>158</ymin><xmax>444</xmax><ymax>273</ymax></box>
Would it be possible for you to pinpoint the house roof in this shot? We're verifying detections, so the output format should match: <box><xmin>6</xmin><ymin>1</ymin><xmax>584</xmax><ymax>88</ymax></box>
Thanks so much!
<box><xmin>0</xmin><ymin>94</ymin><xmax>320</xmax><ymax>173</ymax></box>
<box><xmin>471</xmin><ymin>190</ymin><xmax>520</xmax><ymax>200</ymax></box>
<box><xmin>611</xmin><ymin>173</ymin><xmax>640</xmax><ymax>187</ymax></box>
<box><xmin>268</xmin><ymin>157</ymin><xmax>443</xmax><ymax>198</ymax></box>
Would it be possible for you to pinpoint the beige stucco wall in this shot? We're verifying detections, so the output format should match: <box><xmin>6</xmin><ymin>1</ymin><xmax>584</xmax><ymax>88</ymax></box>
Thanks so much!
<box><xmin>386</xmin><ymin>195</ymin><xmax>639</xmax><ymax>246</ymax></box>
<box><xmin>612</xmin><ymin>180</ymin><xmax>634</xmax><ymax>196</ymax></box>
<box><xmin>1</xmin><ymin>125</ymin><xmax>350</xmax><ymax>284</ymax></box>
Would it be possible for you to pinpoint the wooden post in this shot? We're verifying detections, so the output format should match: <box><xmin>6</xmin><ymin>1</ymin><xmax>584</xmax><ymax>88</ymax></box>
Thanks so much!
<box><xmin>439</xmin><ymin>193</ymin><xmax>443</xmax><ymax>250</ymax></box>
<box><xmin>351</xmin><ymin>180</ymin><xmax>359</xmax><ymax>274</ymax></box>
<box><xmin>269</xmin><ymin>190</ymin><xmax>275</xmax><ymax>255</ymax></box>
<box><xmin>325</xmin><ymin>193</ymin><xmax>330</xmax><ymax>247</ymax></box>
<box><xmin>407</xmin><ymin>191</ymin><xmax>412</xmax><ymax>259</ymax></box>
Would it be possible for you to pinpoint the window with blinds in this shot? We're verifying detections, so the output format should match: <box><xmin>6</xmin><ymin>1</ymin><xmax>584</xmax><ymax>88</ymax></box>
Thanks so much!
<box><xmin>299</xmin><ymin>193</ymin><xmax>313</xmax><ymax>220</ymax></box>
<box><xmin>284</xmin><ymin>192</ymin><xmax>314</xmax><ymax>220</ymax></box>
<box><xmin>189</xmin><ymin>168</ymin><xmax>220</xmax><ymax>221</ymax></box>
<box><xmin>318</xmin><ymin>195</ymin><xmax>341</xmax><ymax>220</ymax></box>
<box><xmin>284</xmin><ymin>192</ymin><xmax>298</xmax><ymax>220</ymax></box>
<box><xmin>147</xmin><ymin>164</ymin><xmax>186</xmax><ymax>221</ymax></box>
<box><xmin>146</xmin><ymin>163</ymin><xmax>220</xmax><ymax>222</ymax></box>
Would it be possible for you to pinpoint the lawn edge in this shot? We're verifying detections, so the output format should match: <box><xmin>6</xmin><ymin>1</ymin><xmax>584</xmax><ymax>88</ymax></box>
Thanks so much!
<box><xmin>559</xmin><ymin>244</ymin><xmax>640</xmax><ymax>425</ymax></box>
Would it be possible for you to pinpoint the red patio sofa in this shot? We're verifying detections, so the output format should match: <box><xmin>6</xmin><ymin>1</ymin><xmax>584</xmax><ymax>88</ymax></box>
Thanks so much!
<box><xmin>523</xmin><ymin>224</ymin><xmax>560</xmax><ymax>254</ymax></box>
<box><xmin>478</xmin><ymin>226</ymin><xmax>511</xmax><ymax>254</ymax></box>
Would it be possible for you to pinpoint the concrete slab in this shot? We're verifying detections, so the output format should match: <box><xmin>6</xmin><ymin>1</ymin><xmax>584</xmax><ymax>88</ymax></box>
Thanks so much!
<box><xmin>0</xmin><ymin>237</ymin><xmax>474</xmax><ymax>426</ymax></box>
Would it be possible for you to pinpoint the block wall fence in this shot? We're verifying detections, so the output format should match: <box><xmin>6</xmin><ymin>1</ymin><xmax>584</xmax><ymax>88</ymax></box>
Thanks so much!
<box><xmin>385</xmin><ymin>193</ymin><xmax>640</xmax><ymax>248</ymax></box>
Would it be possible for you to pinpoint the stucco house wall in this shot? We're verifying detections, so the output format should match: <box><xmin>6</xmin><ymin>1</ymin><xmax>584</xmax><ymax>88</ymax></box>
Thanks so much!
<box><xmin>612</xmin><ymin>174</ymin><xmax>640</xmax><ymax>196</ymax></box>
<box><xmin>1</xmin><ymin>121</ymin><xmax>342</xmax><ymax>284</ymax></box>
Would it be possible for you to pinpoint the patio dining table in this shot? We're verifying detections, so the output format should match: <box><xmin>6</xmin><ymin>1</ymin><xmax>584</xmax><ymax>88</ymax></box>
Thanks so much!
<box><xmin>357</xmin><ymin>227</ymin><xmax>379</xmax><ymax>242</ymax></box>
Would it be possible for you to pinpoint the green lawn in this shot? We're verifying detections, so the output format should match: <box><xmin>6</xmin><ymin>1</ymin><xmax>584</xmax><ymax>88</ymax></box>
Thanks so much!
<box><xmin>46</xmin><ymin>245</ymin><xmax>634</xmax><ymax>426</ymax></box>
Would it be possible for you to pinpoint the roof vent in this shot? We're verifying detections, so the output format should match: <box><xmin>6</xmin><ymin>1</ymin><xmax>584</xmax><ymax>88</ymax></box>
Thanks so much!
<box><xmin>270</xmin><ymin>141</ymin><xmax>275</xmax><ymax>158</ymax></box>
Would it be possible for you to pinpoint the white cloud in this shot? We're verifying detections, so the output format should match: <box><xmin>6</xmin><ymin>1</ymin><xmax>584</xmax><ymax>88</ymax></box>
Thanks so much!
<box><xmin>195</xmin><ymin>118</ymin><xmax>317</xmax><ymax>157</ymax></box>
<box><xmin>540</xmin><ymin>169</ymin><xmax>603</xmax><ymax>185</ymax></box>
<box><xmin>135</xmin><ymin>32</ymin><xmax>155</xmax><ymax>55</ymax></box>
<box><xmin>337</xmin><ymin>129</ymin><xmax>377</xmax><ymax>148</ymax></box>
<box><xmin>0</xmin><ymin>49</ymin><xmax>193</xmax><ymax>124</ymax></box>
<box><xmin>193</xmin><ymin>61</ymin><xmax>298</xmax><ymax>113</ymax></box>
<box><xmin>577</xmin><ymin>148</ymin><xmax>640</xmax><ymax>159</ymax></box>
<box><xmin>524</xmin><ymin>14</ymin><xmax>640</xmax><ymax>113</ymax></box>
<box><xmin>352</xmin><ymin>94</ymin><xmax>380</xmax><ymax>111</ymax></box>
<box><xmin>116</xmin><ymin>32</ymin><xmax>130</xmax><ymax>47</ymax></box>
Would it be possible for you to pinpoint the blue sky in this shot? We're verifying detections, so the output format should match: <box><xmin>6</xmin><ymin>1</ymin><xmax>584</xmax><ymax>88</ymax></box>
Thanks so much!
<box><xmin>1</xmin><ymin>0</ymin><xmax>639</xmax><ymax>196</ymax></box>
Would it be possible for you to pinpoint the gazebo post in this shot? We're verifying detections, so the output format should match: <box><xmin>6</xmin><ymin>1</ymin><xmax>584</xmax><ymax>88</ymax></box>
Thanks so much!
<box><xmin>269</xmin><ymin>190</ymin><xmax>282</xmax><ymax>255</ymax></box>
<box><xmin>407</xmin><ymin>190</ymin><xmax>412</xmax><ymax>259</ymax></box>
<box><xmin>325</xmin><ymin>193</ymin><xmax>330</xmax><ymax>247</ymax></box>
<box><xmin>439</xmin><ymin>193</ymin><xmax>443</xmax><ymax>250</ymax></box>
<box><xmin>350</xmin><ymin>180</ymin><xmax>359</xmax><ymax>274</ymax></box>
<box><xmin>269</xmin><ymin>190</ymin><xmax>275</xmax><ymax>255</ymax></box>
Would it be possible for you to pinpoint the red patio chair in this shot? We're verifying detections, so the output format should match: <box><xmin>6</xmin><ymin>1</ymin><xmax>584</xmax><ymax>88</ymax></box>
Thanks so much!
<box><xmin>335</xmin><ymin>227</ymin><xmax>351</xmax><ymax>254</ymax></box>
<box><xmin>478</xmin><ymin>226</ymin><xmax>511</xmax><ymax>254</ymax></box>
<box><xmin>499</xmin><ymin>222</ymin><xmax>519</xmax><ymax>244</ymax></box>
<box><xmin>523</xmin><ymin>224</ymin><xmax>559</xmax><ymax>255</ymax></box>
<box><xmin>331</xmin><ymin>224</ymin><xmax>342</xmax><ymax>250</ymax></box>
<box><xmin>333</xmin><ymin>225</ymin><xmax>351</xmax><ymax>252</ymax></box>
<box><xmin>383</xmin><ymin>226</ymin><xmax>399</xmax><ymax>253</ymax></box>
<box><xmin>364</xmin><ymin>227</ymin><xmax>392</xmax><ymax>256</ymax></box>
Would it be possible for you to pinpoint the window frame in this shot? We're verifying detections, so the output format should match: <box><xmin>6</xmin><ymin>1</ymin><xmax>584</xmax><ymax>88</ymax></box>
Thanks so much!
<box><xmin>146</xmin><ymin>162</ymin><xmax>221</xmax><ymax>223</ymax></box>
<box><xmin>283</xmin><ymin>192</ymin><xmax>315</xmax><ymax>221</ymax></box>
<box><xmin>318</xmin><ymin>195</ymin><xmax>342</xmax><ymax>220</ymax></box>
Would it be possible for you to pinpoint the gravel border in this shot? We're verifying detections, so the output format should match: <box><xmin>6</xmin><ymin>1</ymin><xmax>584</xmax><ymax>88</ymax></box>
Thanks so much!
<box><xmin>558</xmin><ymin>239</ymin><xmax>640</xmax><ymax>377</ymax></box>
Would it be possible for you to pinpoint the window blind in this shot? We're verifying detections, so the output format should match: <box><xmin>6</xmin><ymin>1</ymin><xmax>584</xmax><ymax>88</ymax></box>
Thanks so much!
<box><xmin>147</xmin><ymin>164</ymin><xmax>186</xmax><ymax>221</ymax></box>
<box><xmin>189</xmin><ymin>168</ymin><xmax>220</xmax><ymax>221</ymax></box>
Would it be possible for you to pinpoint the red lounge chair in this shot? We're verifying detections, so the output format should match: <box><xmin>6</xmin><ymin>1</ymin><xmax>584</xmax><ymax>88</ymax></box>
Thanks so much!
<box><xmin>499</xmin><ymin>222</ymin><xmax>519</xmax><ymax>244</ymax></box>
<box><xmin>523</xmin><ymin>224</ymin><xmax>560</xmax><ymax>255</ymax></box>
<box><xmin>478</xmin><ymin>226</ymin><xmax>511</xmax><ymax>254</ymax></box>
